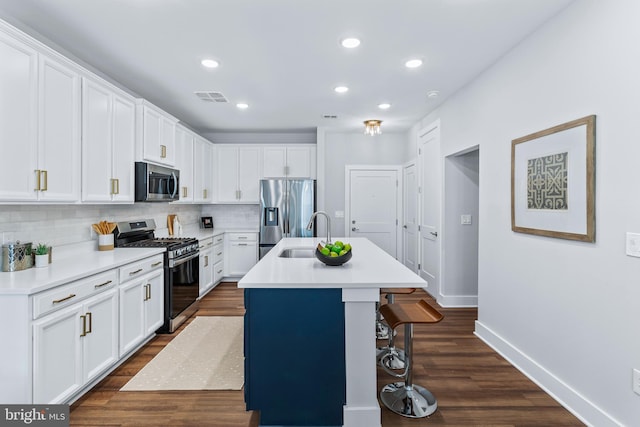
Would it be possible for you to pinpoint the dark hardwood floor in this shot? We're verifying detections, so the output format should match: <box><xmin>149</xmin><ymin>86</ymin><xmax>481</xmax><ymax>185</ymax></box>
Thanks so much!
<box><xmin>70</xmin><ymin>282</ymin><xmax>583</xmax><ymax>426</ymax></box>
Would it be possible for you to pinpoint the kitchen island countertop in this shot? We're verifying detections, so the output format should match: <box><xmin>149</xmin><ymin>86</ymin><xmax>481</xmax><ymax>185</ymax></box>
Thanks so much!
<box><xmin>239</xmin><ymin>237</ymin><xmax>426</xmax><ymax>289</ymax></box>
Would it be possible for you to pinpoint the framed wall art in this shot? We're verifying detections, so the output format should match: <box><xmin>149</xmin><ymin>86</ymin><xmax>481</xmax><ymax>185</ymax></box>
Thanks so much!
<box><xmin>511</xmin><ymin>115</ymin><xmax>595</xmax><ymax>242</ymax></box>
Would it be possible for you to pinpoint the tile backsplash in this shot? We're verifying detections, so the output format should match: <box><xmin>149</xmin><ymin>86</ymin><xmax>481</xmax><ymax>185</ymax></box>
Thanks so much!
<box><xmin>0</xmin><ymin>204</ymin><xmax>259</xmax><ymax>248</ymax></box>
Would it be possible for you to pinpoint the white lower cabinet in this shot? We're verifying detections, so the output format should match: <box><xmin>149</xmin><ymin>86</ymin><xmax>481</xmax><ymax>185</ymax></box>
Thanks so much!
<box><xmin>119</xmin><ymin>269</ymin><xmax>164</xmax><ymax>357</ymax></box>
<box><xmin>225</xmin><ymin>232</ymin><xmax>258</xmax><ymax>276</ymax></box>
<box><xmin>199</xmin><ymin>237</ymin><xmax>214</xmax><ymax>297</ymax></box>
<box><xmin>32</xmin><ymin>287</ymin><xmax>118</xmax><ymax>404</ymax></box>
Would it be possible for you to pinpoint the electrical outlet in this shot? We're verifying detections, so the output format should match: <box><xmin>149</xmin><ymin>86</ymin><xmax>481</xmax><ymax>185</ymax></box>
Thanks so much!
<box><xmin>461</xmin><ymin>214</ymin><xmax>472</xmax><ymax>225</ymax></box>
<box><xmin>633</xmin><ymin>368</ymin><xmax>640</xmax><ymax>395</ymax></box>
<box><xmin>626</xmin><ymin>233</ymin><xmax>640</xmax><ymax>257</ymax></box>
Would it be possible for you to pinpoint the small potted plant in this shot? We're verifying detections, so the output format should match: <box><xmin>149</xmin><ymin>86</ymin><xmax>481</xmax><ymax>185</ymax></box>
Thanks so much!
<box><xmin>34</xmin><ymin>243</ymin><xmax>49</xmax><ymax>268</ymax></box>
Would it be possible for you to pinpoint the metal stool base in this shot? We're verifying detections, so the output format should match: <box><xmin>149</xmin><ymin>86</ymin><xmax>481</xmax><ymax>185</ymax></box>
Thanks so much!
<box><xmin>377</xmin><ymin>347</ymin><xmax>406</xmax><ymax>370</ymax></box>
<box><xmin>380</xmin><ymin>382</ymin><xmax>438</xmax><ymax>418</ymax></box>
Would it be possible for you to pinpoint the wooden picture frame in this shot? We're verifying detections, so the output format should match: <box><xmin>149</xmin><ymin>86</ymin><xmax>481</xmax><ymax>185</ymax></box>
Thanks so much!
<box><xmin>511</xmin><ymin>115</ymin><xmax>595</xmax><ymax>242</ymax></box>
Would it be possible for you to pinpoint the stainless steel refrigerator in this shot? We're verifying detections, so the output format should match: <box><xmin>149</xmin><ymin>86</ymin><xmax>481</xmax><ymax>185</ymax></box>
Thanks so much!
<box><xmin>259</xmin><ymin>179</ymin><xmax>316</xmax><ymax>258</ymax></box>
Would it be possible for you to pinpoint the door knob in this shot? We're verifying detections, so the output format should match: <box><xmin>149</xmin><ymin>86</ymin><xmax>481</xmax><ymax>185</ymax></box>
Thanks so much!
<box><xmin>352</xmin><ymin>227</ymin><xmax>359</xmax><ymax>232</ymax></box>
<box><xmin>430</xmin><ymin>231</ymin><xmax>438</xmax><ymax>237</ymax></box>
<box><xmin>403</xmin><ymin>225</ymin><xmax>408</xmax><ymax>229</ymax></box>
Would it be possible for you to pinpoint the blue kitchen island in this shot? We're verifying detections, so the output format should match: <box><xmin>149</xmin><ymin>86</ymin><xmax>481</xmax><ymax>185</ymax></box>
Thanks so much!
<box><xmin>239</xmin><ymin>237</ymin><xmax>427</xmax><ymax>427</ymax></box>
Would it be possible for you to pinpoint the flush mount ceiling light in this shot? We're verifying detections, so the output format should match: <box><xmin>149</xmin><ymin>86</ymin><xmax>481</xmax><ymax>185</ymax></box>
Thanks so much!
<box><xmin>427</xmin><ymin>90</ymin><xmax>439</xmax><ymax>99</ymax></box>
<box><xmin>405</xmin><ymin>58</ymin><xmax>423</xmax><ymax>69</ymax></box>
<box><xmin>378</xmin><ymin>103</ymin><xmax>391</xmax><ymax>110</ymax></box>
<box><xmin>363</xmin><ymin>119</ymin><xmax>382</xmax><ymax>136</ymax></box>
<box><xmin>334</xmin><ymin>86</ymin><xmax>349</xmax><ymax>93</ymax></box>
<box><xmin>201</xmin><ymin>58</ymin><xmax>219</xmax><ymax>68</ymax></box>
<box><xmin>341</xmin><ymin>37</ymin><xmax>361</xmax><ymax>48</ymax></box>
<box><xmin>236</xmin><ymin>103</ymin><xmax>249</xmax><ymax>109</ymax></box>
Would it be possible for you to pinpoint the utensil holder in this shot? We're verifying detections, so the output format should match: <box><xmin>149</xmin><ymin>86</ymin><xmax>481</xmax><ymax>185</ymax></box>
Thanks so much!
<box><xmin>98</xmin><ymin>234</ymin><xmax>114</xmax><ymax>251</ymax></box>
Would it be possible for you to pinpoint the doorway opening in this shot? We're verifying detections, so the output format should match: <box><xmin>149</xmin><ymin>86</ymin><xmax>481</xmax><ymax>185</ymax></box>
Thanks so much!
<box><xmin>442</xmin><ymin>146</ymin><xmax>479</xmax><ymax>307</ymax></box>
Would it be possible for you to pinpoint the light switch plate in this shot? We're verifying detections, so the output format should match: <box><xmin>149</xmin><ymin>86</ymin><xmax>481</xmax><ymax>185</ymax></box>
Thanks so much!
<box><xmin>461</xmin><ymin>214</ymin><xmax>472</xmax><ymax>225</ymax></box>
<box><xmin>626</xmin><ymin>233</ymin><xmax>640</xmax><ymax>257</ymax></box>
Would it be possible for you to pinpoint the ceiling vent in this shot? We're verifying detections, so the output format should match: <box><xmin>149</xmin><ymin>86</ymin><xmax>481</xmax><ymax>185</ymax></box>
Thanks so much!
<box><xmin>194</xmin><ymin>91</ymin><xmax>228</xmax><ymax>103</ymax></box>
<box><xmin>322</xmin><ymin>114</ymin><xmax>338</xmax><ymax>119</ymax></box>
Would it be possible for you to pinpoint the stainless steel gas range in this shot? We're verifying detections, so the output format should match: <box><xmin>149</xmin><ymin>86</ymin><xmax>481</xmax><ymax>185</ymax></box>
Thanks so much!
<box><xmin>114</xmin><ymin>219</ymin><xmax>199</xmax><ymax>333</ymax></box>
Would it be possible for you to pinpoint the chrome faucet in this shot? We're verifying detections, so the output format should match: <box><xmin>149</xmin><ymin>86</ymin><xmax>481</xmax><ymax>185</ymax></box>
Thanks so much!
<box><xmin>306</xmin><ymin>211</ymin><xmax>331</xmax><ymax>244</ymax></box>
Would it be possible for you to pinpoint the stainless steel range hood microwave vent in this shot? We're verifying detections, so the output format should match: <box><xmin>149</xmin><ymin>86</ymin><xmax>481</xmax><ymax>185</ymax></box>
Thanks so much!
<box><xmin>135</xmin><ymin>162</ymin><xmax>180</xmax><ymax>202</ymax></box>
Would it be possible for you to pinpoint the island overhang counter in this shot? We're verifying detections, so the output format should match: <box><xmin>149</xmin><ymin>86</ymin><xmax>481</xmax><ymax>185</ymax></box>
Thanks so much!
<box><xmin>239</xmin><ymin>237</ymin><xmax>427</xmax><ymax>427</ymax></box>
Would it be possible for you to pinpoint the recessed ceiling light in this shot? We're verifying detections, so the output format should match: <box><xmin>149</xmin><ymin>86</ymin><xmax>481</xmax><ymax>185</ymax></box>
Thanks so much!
<box><xmin>378</xmin><ymin>103</ymin><xmax>391</xmax><ymax>110</ymax></box>
<box><xmin>201</xmin><ymin>59</ymin><xmax>219</xmax><ymax>68</ymax></box>
<box><xmin>334</xmin><ymin>86</ymin><xmax>349</xmax><ymax>93</ymax></box>
<box><xmin>405</xmin><ymin>58</ymin><xmax>423</xmax><ymax>69</ymax></box>
<box><xmin>341</xmin><ymin>37</ymin><xmax>361</xmax><ymax>48</ymax></box>
<box><xmin>236</xmin><ymin>103</ymin><xmax>249</xmax><ymax>109</ymax></box>
<box><xmin>427</xmin><ymin>90</ymin><xmax>439</xmax><ymax>99</ymax></box>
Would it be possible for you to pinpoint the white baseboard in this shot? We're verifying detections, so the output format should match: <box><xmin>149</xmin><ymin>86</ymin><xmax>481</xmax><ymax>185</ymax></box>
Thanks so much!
<box><xmin>474</xmin><ymin>321</ymin><xmax>622</xmax><ymax>427</ymax></box>
<box><xmin>437</xmin><ymin>293</ymin><xmax>477</xmax><ymax>307</ymax></box>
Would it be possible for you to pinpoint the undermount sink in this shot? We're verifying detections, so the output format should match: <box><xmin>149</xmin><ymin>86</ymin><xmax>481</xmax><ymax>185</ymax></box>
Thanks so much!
<box><xmin>278</xmin><ymin>247</ymin><xmax>316</xmax><ymax>258</ymax></box>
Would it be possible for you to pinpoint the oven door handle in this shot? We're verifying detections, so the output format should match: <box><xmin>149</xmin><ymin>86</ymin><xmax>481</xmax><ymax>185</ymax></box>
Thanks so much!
<box><xmin>169</xmin><ymin>251</ymin><xmax>199</xmax><ymax>268</ymax></box>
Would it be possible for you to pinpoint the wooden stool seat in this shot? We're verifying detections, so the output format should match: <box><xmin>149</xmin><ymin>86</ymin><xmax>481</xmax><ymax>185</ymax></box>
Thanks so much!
<box><xmin>379</xmin><ymin>299</ymin><xmax>443</xmax><ymax>330</ymax></box>
<box><xmin>380</xmin><ymin>287</ymin><xmax>416</xmax><ymax>295</ymax></box>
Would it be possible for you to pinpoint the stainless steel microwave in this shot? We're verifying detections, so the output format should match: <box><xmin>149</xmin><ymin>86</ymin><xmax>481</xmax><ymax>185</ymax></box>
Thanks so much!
<box><xmin>135</xmin><ymin>162</ymin><xmax>180</xmax><ymax>202</ymax></box>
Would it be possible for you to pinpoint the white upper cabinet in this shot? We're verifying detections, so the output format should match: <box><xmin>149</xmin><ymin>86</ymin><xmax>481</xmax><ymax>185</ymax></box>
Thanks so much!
<box><xmin>174</xmin><ymin>125</ymin><xmax>194</xmax><ymax>203</ymax></box>
<box><xmin>0</xmin><ymin>27</ymin><xmax>81</xmax><ymax>203</ymax></box>
<box><xmin>82</xmin><ymin>76</ymin><xmax>135</xmax><ymax>203</ymax></box>
<box><xmin>0</xmin><ymin>30</ymin><xmax>38</xmax><ymax>201</ymax></box>
<box><xmin>262</xmin><ymin>145</ymin><xmax>316</xmax><ymax>179</ymax></box>
<box><xmin>136</xmin><ymin>100</ymin><xmax>177</xmax><ymax>167</ymax></box>
<box><xmin>217</xmin><ymin>145</ymin><xmax>261</xmax><ymax>203</ymax></box>
<box><xmin>193</xmin><ymin>136</ymin><xmax>214</xmax><ymax>203</ymax></box>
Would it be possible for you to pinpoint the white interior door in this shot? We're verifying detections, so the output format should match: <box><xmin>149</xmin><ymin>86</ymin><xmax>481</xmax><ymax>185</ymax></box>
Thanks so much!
<box><xmin>347</xmin><ymin>167</ymin><xmax>398</xmax><ymax>257</ymax></box>
<box><xmin>419</xmin><ymin>123</ymin><xmax>441</xmax><ymax>295</ymax></box>
<box><xmin>402</xmin><ymin>161</ymin><xmax>418</xmax><ymax>272</ymax></box>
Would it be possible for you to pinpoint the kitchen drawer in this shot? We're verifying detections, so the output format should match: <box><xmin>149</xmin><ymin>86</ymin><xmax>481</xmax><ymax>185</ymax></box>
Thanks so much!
<box><xmin>227</xmin><ymin>232</ymin><xmax>257</xmax><ymax>242</ymax></box>
<box><xmin>213</xmin><ymin>260</ymin><xmax>224</xmax><ymax>283</ymax></box>
<box><xmin>199</xmin><ymin>237</ymin><xmax>214</xmax><ymax>250</ymax></box>
<box><xmin>213</xmin><ymin>234</ymin><xmax>224</xmax><ymax>245</ymax></box>
<box><xmin>33</xmin><ymin>270</ymin><xmax>117</xmax><ymax>319</ymax></box>
<box><xmin>212</xmin><ymin>242</ymin><xmax>224</xmax><ymax>264</ymax></box>
<box><xmin>119</xmin><ymin>254</ymin><xmax>164</xmax><ymax>283</ymax></box>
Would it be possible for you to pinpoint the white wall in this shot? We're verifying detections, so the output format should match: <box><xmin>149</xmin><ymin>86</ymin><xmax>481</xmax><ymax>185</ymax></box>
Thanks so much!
<box><xmin>318</xmin><ymin>131</ymin><xmax>412</xmax><ymax>238</ymax></box>
<box><xmin>411</xmin><ymin>1</ymin><xmax>640</xmax><ymax>425</ymax></box>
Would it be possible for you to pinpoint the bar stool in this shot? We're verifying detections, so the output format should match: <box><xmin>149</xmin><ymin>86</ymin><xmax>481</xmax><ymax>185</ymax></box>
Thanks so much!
<box><xmin>378</xmin><ymin>299</ymin><xmax>443</xmax><ymax>418</ymax></box>
<box><xmin>376</xmin><ymin>288</ymin><xmax>416</xmax><ymax>370</ymax></box>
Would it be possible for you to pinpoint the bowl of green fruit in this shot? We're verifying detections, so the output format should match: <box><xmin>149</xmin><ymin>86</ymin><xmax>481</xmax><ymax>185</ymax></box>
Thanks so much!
<box><xmin>315</xmin><ymin>241</ymin><xmax>352</xmax><ymax>266</ymax></box>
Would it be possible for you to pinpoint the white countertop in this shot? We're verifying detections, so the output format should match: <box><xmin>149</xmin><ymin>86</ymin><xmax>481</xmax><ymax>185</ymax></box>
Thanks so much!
<box><xmin>239</xmin><ymin>237</ymin><xmax>426</xmax><ymax>289</ymax></box>
<box><xmin>0</xmin><ymin>243</ymin><xmax>165</xmax><ymax>296</ymax></box>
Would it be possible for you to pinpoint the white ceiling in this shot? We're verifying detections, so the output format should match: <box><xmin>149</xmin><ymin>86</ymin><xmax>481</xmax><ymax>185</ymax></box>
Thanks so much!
<box><xmin>0</xmin><ymin>0</ymin><xmax>574</xmax><ymax>135</ymax></box>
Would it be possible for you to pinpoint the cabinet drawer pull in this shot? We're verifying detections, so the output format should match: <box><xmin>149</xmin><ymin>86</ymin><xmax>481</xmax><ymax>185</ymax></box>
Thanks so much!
<box><xmin>35</xmin><ymin>169</ymin><xmax>41</xmax><ymax>191</ymax></box>
<box><xmin>86</xmin><ymin>312</ymin><xmax>92</xmax><ymax>334</ymax></box>
<box><xmin>95</xmin><ymin>280</ymin><xmax>113</xmax><ymax>289</ymax></box>
<box><xmin>238</xmin><ymin>236</ymin><xmax>248</xmax><ymax>239</ymax></box>
<box><xmin>129</xmin><ymin>268</ymin><xmax>143</xmax><ymax>276</ymax></box>
<box><xmin>216</xmin><ymin>269</ymin><xmax>223</xmax><ymax>274</ymax></box>
<box><xmin>215</xmin><ymin>238</ymin><xmax>223</xmax><ymax>243</ymax></box>
<box><xmin>204</xmin><ymin>255</ymin><xmax>209</xmax><ymax>267</ymax></box>
<box><xmin>216</xmin><ymin>252</ymin><xmax>223</xmax><ymax>256</ymax></box>
<box><xmin>204</xmin><ymin>189</ymin><xmax>208</xmax><ymax>199</ymax></box>
<box><xmin>151</xmin><ymin>261</ymin><xmax>162</xmax><ymax>267</ymax></box>
<box><xmin>80</xmin><ymin>315</ymin><xmax>87</xmax><ymax>337</ymax></box>
<box><xmin>238</xmin><ymin>243</ymin><xmax>248</xmax><ymax>246</ymax></box>
<box><xmin>183</xmin><ymin>187</ymin><xmax>188</xmax><ymax>198</ymax></box>
<box><xmin>53</xmin><ymin>294</ymin><xmax>76</xmax><ymax>304</ymax></box>
<box><xmin>161</xmin><ymin>144</ymin><xmax>167</xmax><ymax>158</ymax></box>
<box><xmin>206</xmin><ymin>242</ymin><xmax>213</xmax><ymax>247</ymax></box>
<box><xmin>41</xmin><ymin>170</ymin><xmax>48</xmax><ymax>191</ymax></box>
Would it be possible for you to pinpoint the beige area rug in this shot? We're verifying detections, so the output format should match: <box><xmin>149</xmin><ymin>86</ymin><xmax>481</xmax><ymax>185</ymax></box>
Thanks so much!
<box><xmin>121</xmin><ymin>316</ymin><xmax>244</xmax><ymax>391</ymax></box>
